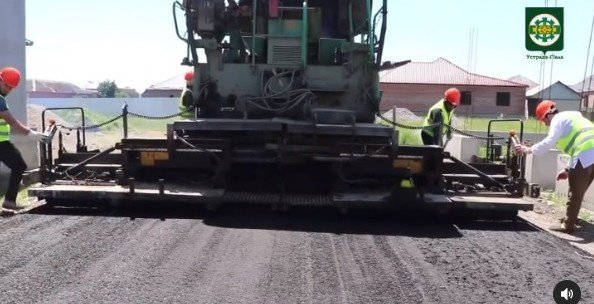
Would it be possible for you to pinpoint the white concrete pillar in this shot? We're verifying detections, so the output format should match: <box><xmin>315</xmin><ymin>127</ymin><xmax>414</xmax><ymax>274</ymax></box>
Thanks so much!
<box><xmin>444</xmin><ymin>135</ymin><xmax>481</xmax><ymax>163</ymax></box>
<box><xmin>525</xmin><ymin>149</ymin><xmax>559</xmax><ymax>190</ymax></box>
<box><xmin>1</xmin><ymin>0</ymin><xmax>39</xmax><ymax>172</ymax></box>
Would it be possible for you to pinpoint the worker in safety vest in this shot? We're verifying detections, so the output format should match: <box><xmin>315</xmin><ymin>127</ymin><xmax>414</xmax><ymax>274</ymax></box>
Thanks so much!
<box><xmin>179</xmin><ymin>71</ymin><xmax>196</xmax><ymax>119</ymax></box>
<box><xmin>515</xmin><ymin>100</ymin><xmax>594</xmax><ymax>233</ymax></box>
<box><xmin>421</xmin><ymin>88</ymin><xmax>460</xmax><ymax>146</ymax></box>
<box><xmin>0</xmin><ymin>67</ymin><xmax>49</xmax><ymax>210</ymax></box>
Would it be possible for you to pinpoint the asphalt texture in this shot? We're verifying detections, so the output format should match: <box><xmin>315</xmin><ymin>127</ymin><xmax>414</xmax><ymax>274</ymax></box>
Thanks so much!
<box><xmin>0</xmin><ymin>204</ymin><xmax>592</xmax><ymax>304</ymax></box>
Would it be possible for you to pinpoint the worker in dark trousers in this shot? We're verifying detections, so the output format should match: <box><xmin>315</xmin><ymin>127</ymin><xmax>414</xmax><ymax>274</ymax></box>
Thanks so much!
<box><xmin>421</xmin><ymin>88</ymin><xmax>460</xmax><ymax>146</ymax></box>
<box><xmin>515</xmin><ymin>100</ymin><xmax>594</xmax><ymax>233</ymax></box>
<box><xmin>179</xmin><ymin>71</ymin><xmax>196</xmax><ymax>119</ymax></box>
<box><xmin>0</xmin><ymin>67</ymin><xmax>48</xmax><ymax>209</ymax></box>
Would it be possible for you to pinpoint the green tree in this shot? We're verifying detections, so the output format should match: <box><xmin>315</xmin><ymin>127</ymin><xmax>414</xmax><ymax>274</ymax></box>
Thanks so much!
<box><xmin>97</xmin><ymin>80</ymin><xmax>118</xmax><ymax>98</ymax></box>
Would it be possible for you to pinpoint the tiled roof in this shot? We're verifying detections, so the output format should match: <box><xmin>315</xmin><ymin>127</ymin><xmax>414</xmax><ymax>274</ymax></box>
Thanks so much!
<box><xmin>26</xmin><ymin>79</ymin><xmax>96</xmax><ymax>95</ymax></box>
<box><xmin>380</xmin><ymin>57</ymin><xmax>527</xmax><ymax>87</ymax></box>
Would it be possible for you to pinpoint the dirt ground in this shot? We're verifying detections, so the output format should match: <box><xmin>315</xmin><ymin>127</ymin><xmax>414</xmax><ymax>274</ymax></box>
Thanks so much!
<box><xmin>520</xmin><ymin>194</ymin><xmax>594</xmax><ymax>256</ymax></box>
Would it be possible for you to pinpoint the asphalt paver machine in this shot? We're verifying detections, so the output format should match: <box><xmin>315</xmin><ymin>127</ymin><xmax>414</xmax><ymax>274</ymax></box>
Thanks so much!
<box><xmin>28</xmin><ymin>0</ymin><xmax>532</xmax><ymax>217</ymax></box>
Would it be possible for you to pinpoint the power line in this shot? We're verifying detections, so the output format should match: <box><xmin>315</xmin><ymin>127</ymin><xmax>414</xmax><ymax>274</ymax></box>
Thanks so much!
<box><xmin>473</xmin><ymin>28</ymin><xmax>479</xmax><ymax>76</ymax></box>
<box><xmin>581</xmin><ymin>16</ymin><xmax>594</xmax><ymax>107</ymax></box>
<box><xmin>548</xmin><ymin>60</ymin><xmax>554</xmax><ymax>99</ymax></box>
<box><xmin>467</xmin><ymin>28</ymin><xmax>474</xmax><ymax>82</ymax></box>
<box><xmin>548</xmin><ymin>0</ymin><xmax>557</xmax><ymax>100</ymax></box>
<box><xmin>589</xmin><ymin>55</ymin><xmax>594</xmax><ymax>93</ymax></box>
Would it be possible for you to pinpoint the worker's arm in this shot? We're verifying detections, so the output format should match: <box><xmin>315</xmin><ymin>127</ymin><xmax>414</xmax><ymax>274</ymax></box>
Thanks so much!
<box><xmin>0</xmin><ymin>106</ymin><xmax>31</xmax><ymax>135</ymax></box>
<box><xmin>445</xmin><ymin>117</ymin><xmax>452</xmax><ymax>139</ymax></box>
<box><xmin>430</xmin><ymin>108</ymin><xmax>444</xmax><ymax>138</ymax></box>
<box><xmin>516</xmin><ymin>115</ymin><xmax>570</xmax><ymax>155</ymax></box>
<box><xmin>0</xmin><ymin>97</ymin><xmax>47</xmax><ymax>140</ymax></box>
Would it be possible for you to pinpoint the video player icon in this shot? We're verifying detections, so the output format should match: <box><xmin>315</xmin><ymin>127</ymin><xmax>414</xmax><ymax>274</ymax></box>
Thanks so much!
<box><xmin>553</xmin><ymin>280</ymin><xmax>581</xmax><ymax>304</ymax></box>
<box><xmin>561</xmin><ymin>288</ymin><xmax>573</xmax><ymax>300</ymax></box>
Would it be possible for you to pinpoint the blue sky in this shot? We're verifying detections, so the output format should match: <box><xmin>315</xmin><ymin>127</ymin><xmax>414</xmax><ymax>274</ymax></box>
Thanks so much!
<box><xmin>26</xmin><ymin>0</ymin><xmax>594</xmax><ymax>92</ymax></box>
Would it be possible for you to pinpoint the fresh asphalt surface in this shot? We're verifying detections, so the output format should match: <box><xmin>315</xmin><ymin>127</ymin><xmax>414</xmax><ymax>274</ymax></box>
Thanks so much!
<box><xmin>0</xmin><ymin>202</ymin><xmax>592</xmax><ymax>304</ymax></box>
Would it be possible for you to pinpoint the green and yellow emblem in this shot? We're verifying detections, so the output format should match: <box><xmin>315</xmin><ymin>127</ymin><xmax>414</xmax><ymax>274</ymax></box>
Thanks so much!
<box><xmin>525</xmin><ymin>7</ymin><xmax>563</xmax><ymax>53</ymax></box>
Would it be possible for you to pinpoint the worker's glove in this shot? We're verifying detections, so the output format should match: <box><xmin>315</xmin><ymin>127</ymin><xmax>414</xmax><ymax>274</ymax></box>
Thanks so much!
<box><xmin>513</xmin><ymin>144</ymin><xmax>531</xmax><ymax>156</ymax></box>
<box><xmin>556</xmin><ymin>169</ymin><xmax>569</xmax><ymax>181</ymax></box>
<box><xmin>27</xmin><ymin>130</ymin><xmax>50</xmax><ymax>143</ymax></box>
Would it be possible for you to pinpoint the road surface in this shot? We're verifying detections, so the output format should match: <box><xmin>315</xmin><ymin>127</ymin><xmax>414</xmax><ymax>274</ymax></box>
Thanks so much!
<box><xmin>0</xmin><ymin>204</ymin><xmax>592</xmax><ymax>304</ymax></box>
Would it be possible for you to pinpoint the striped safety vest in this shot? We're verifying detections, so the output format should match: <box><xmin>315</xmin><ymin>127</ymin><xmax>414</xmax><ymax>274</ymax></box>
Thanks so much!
<box><xmin>556</xmin><ymin>113</ymin><xmax>594</xmax><ymax>158</ymax></box>
<box><xmin>179</xmin><ymin>87</ymin><xmax>194</xmax><ymax>119</ymax></box>
<box><xmin>0</xmin><ymin>95</ymin><xmax>10</xmax><ymax>142</ymax></box>
<box><xmin>423</xmin><ymin>99</ymin><xmax>453</xmax><ymax>137</ymax></box>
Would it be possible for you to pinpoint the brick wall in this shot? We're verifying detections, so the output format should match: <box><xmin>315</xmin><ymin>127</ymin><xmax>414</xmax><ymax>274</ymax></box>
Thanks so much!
<box><xmin>380</xmin><ymin>83</ymin><xmax>526</xmax><ymax>117</ymax></box>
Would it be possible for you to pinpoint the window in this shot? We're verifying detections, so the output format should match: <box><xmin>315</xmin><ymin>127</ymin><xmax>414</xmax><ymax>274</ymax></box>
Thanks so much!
<box><xmin>496</xmin><ymin>92</ymin><xmax>511</xmax><ymax>106</ymax></box>
<box><xmin>460</xmin><ymin>91</ymin><xmax>472</xmax><ymax>105</ymax></box>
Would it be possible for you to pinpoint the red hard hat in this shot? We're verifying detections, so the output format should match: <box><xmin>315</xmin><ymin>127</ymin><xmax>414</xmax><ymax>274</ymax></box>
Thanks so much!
<box><xmin>444</xmin><ymin>88</ymin><xmax>461</xmax><ymax>106</ymax></box>
<box><xmin>0</xmin><ymin>67</ymin><xmax>21</xmax><ymax>88</ymax></box>
<box><xmin>536</xmin><ymin>100</ymin><xmax>556</xmax><ymax>121</ymax></box>
<box><xmin>184</xmin><ymin>71</ymin><xmax>194</xmax><ymax>81</ymax></box>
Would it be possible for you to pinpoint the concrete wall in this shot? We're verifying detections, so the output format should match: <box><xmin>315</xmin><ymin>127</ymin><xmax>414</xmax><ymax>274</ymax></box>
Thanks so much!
<box><xmin>29</xmin><ymin>97</ymin><xmax>179</xmax><ymax>117</ymax></box>
<box><xmin>0</xmin><ymin>0</ymin><xmax>26</xmax><ymax>122</ymax></box>
<box><xmin>380</xmin><ymin>83</ymin><xmax>526</xmax><ymax>116</ymax></box>
<box><xmin>0</xmin><ymin>1</ymin><xmax>39</xmax><ymax>173</ymax></box>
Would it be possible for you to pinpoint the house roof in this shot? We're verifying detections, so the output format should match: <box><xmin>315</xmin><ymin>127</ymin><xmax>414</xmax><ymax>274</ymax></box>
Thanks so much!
<box><xmin>527</xmin><ymin>81</ymin><xmax>581</xmax><ymax>99</ymax></box>
<box><xmin>507</xmin><ymin>75</ymin><xmax>539</xmax><ymax>89</ymax></box>
<box><xmin>26</xmin><ymin>79</ymin><xmax>96</xmax><ymax>95</ymax></box>
<box><xmin>380</xmin><ymin>57</ymin><xmax>527</xmax><ymax>87</ymax></box>
<box><xmin>145</xmin><ymin>73</ymin><xmax>185</xmax><ymax>90</ymax></box>
<box><xmin>572</xmin><ymin>75</ymin><xmax>594</xmax><ymax>93</ymax></box>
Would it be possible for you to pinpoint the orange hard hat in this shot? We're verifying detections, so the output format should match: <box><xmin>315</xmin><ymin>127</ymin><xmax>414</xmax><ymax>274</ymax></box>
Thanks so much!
<box><xmin>0</xmin><ymin>67</ymin><xmax>21</xmax><ymax>88</ymax></box>
<box><xmin>536</xmin><ymin>100</ymin><xmax>556</xmax><ymax>121</ymax></box>
<box><xmin>184</xmin><ymin>71</ymin><xmax>194</xmax><ymax>81</ymax></box>
<box><xmin>444</xmin><ymin>88</ymin><xmax>461</xmax><ymax>106</ymax></box>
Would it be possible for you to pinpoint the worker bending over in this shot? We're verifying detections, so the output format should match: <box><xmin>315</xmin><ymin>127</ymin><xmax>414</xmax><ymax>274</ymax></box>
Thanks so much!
<box><xmin>515</xmin><ymin>100</ymin><xmax>594</xmax><ymax>233</ymax></box>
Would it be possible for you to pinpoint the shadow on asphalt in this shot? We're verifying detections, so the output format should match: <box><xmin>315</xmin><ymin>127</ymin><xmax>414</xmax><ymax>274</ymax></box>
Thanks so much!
<box><xmin>28</xmin><ymin>201</ymin><xmax>540</xmax><ymax>238</ymax></box>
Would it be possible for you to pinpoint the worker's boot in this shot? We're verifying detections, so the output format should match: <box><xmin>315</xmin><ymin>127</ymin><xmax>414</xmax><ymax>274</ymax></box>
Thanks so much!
<box><xmin>2</xmin><ymin>200</ymin><xmax>24</xmax><ymax>210</ymax></box>
<box><xmin>549</xmin><ymin>221</ymin><xmax>575</xmax><ymax>234</ymax></box>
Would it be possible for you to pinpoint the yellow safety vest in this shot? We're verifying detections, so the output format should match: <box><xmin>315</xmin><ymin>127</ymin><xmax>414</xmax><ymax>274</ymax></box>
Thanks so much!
<box><xmin>423</xmin><ymin>99</ymin><xmax>453</xmax><ymax>137</ymax></box>
<box><xmin>179</xmin><ymin>87</ymin><xmax>194</xmax><ymax>119</ymax></box>
<box><xmin>556</xmin><ymin>113</ymin><xmax>594</xmax><ymax>158</ymax></box>
<box><xmin>0</xmin><ymin>96</ymin><xmax>10</xmax><ymax>142</ymax></box>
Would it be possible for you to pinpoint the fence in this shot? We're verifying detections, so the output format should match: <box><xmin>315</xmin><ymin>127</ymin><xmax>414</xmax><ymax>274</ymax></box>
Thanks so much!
<box><xmin>29</xmin><ymin>97</ymin><xmax>179</xmax><ymax>117</ymax></box>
